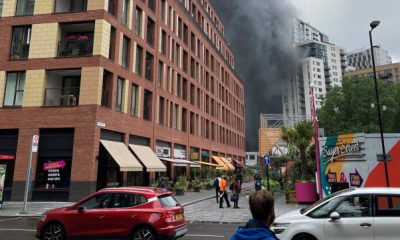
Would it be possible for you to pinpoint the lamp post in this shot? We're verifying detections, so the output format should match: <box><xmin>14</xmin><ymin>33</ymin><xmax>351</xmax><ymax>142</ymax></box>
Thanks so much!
<box><xmin>369</xmin><ymin>20</ymin><xmax>390</xmax><ymax>187</ymax></box>
<box><xmin>310</xmin><ymin>84</ymin><xmax>323</xmax><ymax>198</ymax></box>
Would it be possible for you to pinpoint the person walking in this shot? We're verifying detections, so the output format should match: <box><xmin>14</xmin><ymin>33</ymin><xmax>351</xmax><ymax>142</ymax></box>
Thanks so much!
<box><xmin>219</xmin><ymin>176</ymin><xmax>231</xmax><ymax>208</ymax></box>
<box><xmin>232</xmin><ymin>177</ymin><xmax>241</xmax><ymax>209</ymax></box>
<box><xmin>255</xmin><ymin>174</ymin><xmax>262</xmax><ymax>191</ymax></box>
<box><xmin>236</xmin><ymin>169</ymin><xmax>243</xmax><ymax>188</ymax></box>
<box><xmin>214</xmin><ymin>176</ymin><xmax>221</xmax><ymax>203</ymax></box>
<box><xmin>230</xmin><ymin>190</ymin><xmax>278</xmax><ymax>240</ymax></box>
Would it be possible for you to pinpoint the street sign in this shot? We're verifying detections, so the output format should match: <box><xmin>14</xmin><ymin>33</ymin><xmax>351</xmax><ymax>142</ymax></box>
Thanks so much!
<box><xmin>32</xmin><ymin>135</ymin><xmax>39</xmax><ymax>153</ymax></box>
<box><xmin>0</xmin><ymin>164</ymin><xmax>6</xmax><ymax>209</ymax></box>
<box><xmin>263</xmin><ymin>155</ymin><xmax>270</xmax><ymax>165</ymax></box>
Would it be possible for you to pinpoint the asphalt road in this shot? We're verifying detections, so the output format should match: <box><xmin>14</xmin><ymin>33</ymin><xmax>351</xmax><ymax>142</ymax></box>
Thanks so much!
<box><xmin>0</xmin><ymin>217</ymin><xmax>240</xmax><ymax>240</ymax></box>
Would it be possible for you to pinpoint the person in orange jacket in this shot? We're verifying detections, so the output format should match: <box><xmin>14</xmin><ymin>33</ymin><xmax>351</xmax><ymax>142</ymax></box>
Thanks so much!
<box><xmin>219</xmin><ymin>176</ymin><xmax>231</xmax><ymax>208</ymax></box>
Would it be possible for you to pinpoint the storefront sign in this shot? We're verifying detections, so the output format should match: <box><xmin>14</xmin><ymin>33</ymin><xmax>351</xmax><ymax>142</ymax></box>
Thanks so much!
<box><xmin>47</xmin><ymin>169</ymin><xmax>61</xmax><ymax>182</ymax></box>
<box><xmin>155</xmin><ymin>146</ymin><xmax>171</xmax><ymax>158</ymax></box>
<box><xmin>190</xmin><ymin>152</ymin><xmax>199</xmax><ymax>160</ymax></box>
<box><xmin>174</xmin><ymin>149</ymin><xmax>186</xmax><ymax>159</ymax></box>
<box><xmin>96</xmin><ymin>121</ymin><xmax>106</xmax><ymax>127</ymax></box>
<box><xmin>349</xmin><ymin>169</ymin><xmax>364</xmax><ymax>187</ymax></box>
<box><xmin>326</xmin><ymin>169</ymin><xmax>337</xmax><ymax>183</ymax></box>
<box><xmin>43</xmin><ymin>160</ymin><xmax>66</xmax><ymax>171</ymax></box>
<box><xmin>0</xmin><ymin>165</ymin><xmax>6</xmax><ymax>208</ymax></box>
<box><xmin>321</xmin><ymin>140</ymin><xmax>362</xmax><ymax>164</ymax></box>
<box><xmin>0</xmin><ymin>155</ymin><xmax>14</xmax><ymax>160</ymax></box>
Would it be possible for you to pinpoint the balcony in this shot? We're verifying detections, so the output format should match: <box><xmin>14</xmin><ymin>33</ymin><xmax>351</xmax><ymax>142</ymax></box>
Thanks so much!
<box><xmin>55</xmin><ymin>0</ymin><xmax>87</xmax><ymax>13</ymax></box>
<box><xmin>58</xmin><ymin>39</ymin><xmax>93</xmax><ymax>57</ymax></box>
<box><xmin>44</xmin><ymin>69</ymin><xmax>81</xmax><ymax>107</ymax></box>
<box><xmin>58</xmin><ymin>22</ymin><xmax>94</xmax><ymax>58</ymax></box>
<box><xmin>44</xmin><ymin>87</ymin><xmax>80</xmax><ymax>107</ymax></box>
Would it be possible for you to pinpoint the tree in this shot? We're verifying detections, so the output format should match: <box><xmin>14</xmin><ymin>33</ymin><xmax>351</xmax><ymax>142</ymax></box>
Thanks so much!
<box><xmin>318</xmin><ymin>76</ymin><xmax>400</xmax><ymax>136</ymax></box>
<box><xmin>281</xmin><ymin>121</ymin><xmax>314</xmax><ymax>180</ymax></box>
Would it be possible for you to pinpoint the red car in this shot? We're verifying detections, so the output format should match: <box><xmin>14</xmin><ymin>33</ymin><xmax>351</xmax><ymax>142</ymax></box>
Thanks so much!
<box><xmin>36</xmin><ymin>187</ymin><xmax>187</xmax><ymax>240</ymax></box>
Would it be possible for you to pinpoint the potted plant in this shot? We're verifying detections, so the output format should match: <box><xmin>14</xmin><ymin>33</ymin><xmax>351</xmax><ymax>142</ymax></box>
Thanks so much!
<box><xmin>281</xmin><ymin>121</ymin><xmax>318</xmax><ymax>204</ymax></box>
<box><xmin>205</xmin><ymin>179</ymin><xmax>213</xmax><ymax>190</ymax></box>
<box><xmin>192</xmin><ymin>178</ymin><xmax>203</xmax><ymax>192</ymax></box>
<box><xmin>174</xmin><ymin>176</ymin><xmax>186</xmax><ymax>196</ymax></box>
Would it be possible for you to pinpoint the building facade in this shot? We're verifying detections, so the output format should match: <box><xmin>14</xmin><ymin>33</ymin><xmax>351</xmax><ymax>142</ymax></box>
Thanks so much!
<box><xmin>347</xmin><ymin>46</ymin><xmax>392</xmax><ymax>70</ymax></box>
<box><xmin>283</xmin><ymin>39</ymin><xmax>347</xmax><ymax>118</ymax></box>
<box><xmin>293</xmin><ymin>18</ymin><xmax>329</xmax><ymax>44</ymax></box>
<box><xmin>344</xmin><ymin>62</ymin><xmax>400</xmax><ymax>83</ymax></box>
<box><xmin>0</xmin><ymin>0</ymin><xmax>245</xmax><ymax>201</ymax></box>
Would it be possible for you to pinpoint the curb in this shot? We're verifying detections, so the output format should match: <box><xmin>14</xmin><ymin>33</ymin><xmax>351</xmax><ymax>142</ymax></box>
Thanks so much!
<box><xmin>187</xmin><ymin>220</ymin><xmax>246</xmax><ymax>225</ymax></box>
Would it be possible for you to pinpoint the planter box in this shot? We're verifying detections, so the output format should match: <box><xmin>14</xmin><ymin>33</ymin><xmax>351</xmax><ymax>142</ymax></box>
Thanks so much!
<box><xmin>175</xmin><ymin>189</ymin><xmax>184</xmax><ymax>196</ymax></box>
<box><xmin>295</xmin><ymin>182</ymin><xmax>318</xmax><ymax>203</ymax></box>
<box><xmin>285</xmin><ymin>190</ymin><xmax>297</xmax><ymax>203</ymax></box>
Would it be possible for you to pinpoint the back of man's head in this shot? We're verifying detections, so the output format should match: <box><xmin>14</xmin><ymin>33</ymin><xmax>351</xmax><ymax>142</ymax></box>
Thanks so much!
<box><xmin>249</xmin><ymin>190</ymin><xmax>274</xmax><ymax>223</ymax></box>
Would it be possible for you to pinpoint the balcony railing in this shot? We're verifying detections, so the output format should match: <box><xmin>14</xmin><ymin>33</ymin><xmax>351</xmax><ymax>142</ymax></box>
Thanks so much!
<box><xmin>58</xmin><ymin>39</ymin><xmax>93</xmax><ymax>57</ymax></box>
<box><xmin>44</xmin><ymin>87</ymin><xmax>80</xmax><ymax>107</ymax></box>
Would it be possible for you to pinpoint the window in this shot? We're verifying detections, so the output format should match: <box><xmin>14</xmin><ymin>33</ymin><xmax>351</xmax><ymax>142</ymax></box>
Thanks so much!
<box><xmin>116</xmin><ymin>77</ymin><xmax>124</xmax><ymax>112</ymax></box>
<box><xmin>145</xmin><ymin>52</ymin><xmax>154</xmax><ymax>81</ymax></box>
<box><xmin>0</xmin><ymin>0</ymin><xmax>3</xmax><ymax>17</ymax></box>
<box><xmin>121</xmin><ymin>0</ymin><xmax>129</xmax><ymax>26</ymax></box>
<box><xmin>174</xmin><ymin>104</ymin><xmax>179</xmax><ymax>129</ymax></box>
<box><xmin>107</xmin><ymin>0</ymin><xmax>117</xmax><ymax>16</ymax></box>
<box><xmin>146</xmin><ymin>17</ymin><xmax>155</xmax><ymax>46</ymax></box>
<box><xmin>109</xmin><ymin>27</ymin><xmax>116</xmax><ymax>60</ymax></box>
<box><xmin>135</xmin><ymin>8</ymin><xmax>143</xmax><ymax>36</ymax></box>
<box><xmin>143</xmin><ymin>90</ymin><xmax>152</xmax><ymax>121</ymax></box>
<box><xmin>121</xmin><ymin>36</ymin><xmax>130</xmax><ymax>68</ymax></box>
<box><xmin>160</xmin><ymin>30</ymin><xmax>166</xmax><ymax>55</ymax></box>
<box><xmin>182</xmin><ymin>50</ymin><xmax>188</xmax><ymax>72</ymax></box>
<box><xmin>158</xmin><ymin>195</ymin><xmax>179</xmax><ymax>207</ymax></box>
<box><xmin>375</xmin><ymin>195</ymin><xmax>400</xmax><ymax>217</ymax></box>
<box><xmin>160</xmin><ymin>0</ymin><xmax>166</xmax><ymax>21</ymax></box>
<box><xmin>55</xmin><ymin>0</ymin><xmax>87</xmax><ymax>13</ymax></box>
<box><xmin>135</xmin><ymin>45</ymin><xmax>143</xmax><ymax>75</ymax></box>
<box><xmin>334</xmin><ymin>195</ymin><xmax>372</xmax><ymax>217</ymax></box>
<box><xmin>182</xmin><ymin>108</ymin><xmax>187</xmax><ymax>132</ymax></box>
<box><xmin>3</xmin><ymin>72</ymin><xmax>25</xmax><ymax>107</ymax></box>
<box><xmin>15</xmin><ymin>0</ymin><xmax>35</xmax><ymax>16</ymax></box>
<box><xmin>130</xmin><ymin>84</ymin><xmax>138</xmax><ymax>116</ymax></box>
<box><xmin>308</xmin><ymin>196</ymin><xmax>345</xmax><ymax>218</ymax></box>
<box><xmin>10</xmin><ymin>26</ymin><xmax>31</xmax><ymax>60</ymax></box>
<box><xmin>182</xmin><ymin>78</ymin><xmax>187</xmax><ymax>101</ymax></box>
<box><xmin>190</xmin><ymin>112</ymin><xmax>195</xmax><ymax>134</ymax></box>
<box><xmin>110</xmin><ymin>193</ymin><xmax>147</xmax><ymax>208</ymax></box>
<box><xmin>157</xmin><ymin>61</ymin><xmax>164</xmax><ymax>88</ymax></box>
<box><xmin>80</xmin><ymin>193</ymin><xmax>113</xmax><ymax>209</ymax></box>
<box><xmin>158</xmin><ymin>96</ymin><xmax>165</xmax><ymax>125</ymax></box>
<box><xmin>175</xmin><ymin>43</ymin><xmax>180</xmax><ymax>67</ymax></box>
<box><xmin>148</xmin><ymin>0</ymin><xmax>155</xmax><ymax>11</ymax></box>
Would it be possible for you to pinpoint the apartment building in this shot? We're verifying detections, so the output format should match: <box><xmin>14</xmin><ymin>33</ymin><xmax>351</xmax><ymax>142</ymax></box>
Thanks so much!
<box><xmin>347</xmin><ymin>46</ymin><xmax>392</xmax><ymax>70</ymax></box>
<box><xmin>345</xmin><ymin>62</ymin><xmax>400</xmax><ymax>83</ymax></box>
<box><xmin>293</xmin><ymin>18</ymin><xmax>329</xmax><ymax>44</ymax></box>
<box><xmin>0</xmin><ymin>0</ymin><xmax>245</xmax><ymax>201</ymax></box>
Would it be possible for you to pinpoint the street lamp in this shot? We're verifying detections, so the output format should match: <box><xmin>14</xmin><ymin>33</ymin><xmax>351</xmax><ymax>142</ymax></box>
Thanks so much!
<box><xmin>310</xmin><ymin>84</ymin><xmax>323</xmax><ymax>198</ymax></box>
<box><xmin>369</xmin><ymin>20</ymin><xmax>390</xmax><ymax>187</ymax></box>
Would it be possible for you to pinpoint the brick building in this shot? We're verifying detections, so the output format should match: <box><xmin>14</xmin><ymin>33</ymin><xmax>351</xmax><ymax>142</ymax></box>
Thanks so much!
<box><xmin>0</xmin><ymin>0</ymin><xmax>245</xmax><ymax>201</ymax></box>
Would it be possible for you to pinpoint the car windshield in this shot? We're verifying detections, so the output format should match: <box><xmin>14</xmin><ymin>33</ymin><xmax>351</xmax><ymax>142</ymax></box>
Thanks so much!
<box><xmin>301</xmin><ymin>188</ymin><xmax>355</xmax><ymax>214</ymax></box>
<box><xmin>158</xmin><ymin>194</ymin><xmax>180</xmax><ymax>207</ymax></box>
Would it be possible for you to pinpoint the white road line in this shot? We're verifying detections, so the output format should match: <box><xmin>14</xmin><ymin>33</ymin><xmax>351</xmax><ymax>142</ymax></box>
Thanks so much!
<box><xmin>186</xmin><ymin>234</ymin><xmax>224</xmax><ymax>238</ymax></box>
<box><xmin>0</xmin><ymin>217</ymin><xmax>22</xmax><ymax>222</ymax></box>
<box><xmin>0</xmin><ymin>228</ymin><xmax>36</xmax><ymax>232</ymax></box>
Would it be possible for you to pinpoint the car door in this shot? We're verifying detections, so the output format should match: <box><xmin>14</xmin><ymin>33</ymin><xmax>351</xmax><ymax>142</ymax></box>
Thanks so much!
<box><xmin>324</xmin><ymin>194</ymin><xmax>374</xmax><ymax>240</ymax></box>
<box><xmin>62</xmin><ymin>192</ymin><xmax>114</xmax><ymax>237</ymax></box>
<box><xmin>373</xmin><ymin>194</ymin><xmax>400</xmax><ymax>240</ymax></box>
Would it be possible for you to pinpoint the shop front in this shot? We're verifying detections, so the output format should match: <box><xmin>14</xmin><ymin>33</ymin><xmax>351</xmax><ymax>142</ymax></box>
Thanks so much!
<box><xmin>33</xmin><ymin>128</ymin><xmax>74</xmax><ymax>201</ymax></box>
<box><xmin>0</xmin><ymin>129</ymin><xmax>18</xmax><ymax>201</ymax></box>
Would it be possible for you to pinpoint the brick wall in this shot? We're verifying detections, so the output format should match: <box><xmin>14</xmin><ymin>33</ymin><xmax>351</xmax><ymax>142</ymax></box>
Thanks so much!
<box><xmin>87</xmin><ymin>0</ymin><xmax>108</xmax><ymax>11</ymax></box>
<box><xmin>80</xmin><ymin>67</ymin><xmax>103</xmax><ymax>105</ymax></box>
<box><xmin>34</xmin><ymin>0</ymin><xmax>55</xmax><ymax>15</ymax></box>
<box><xmin>2</xmin><ymin>0</ymin><xmax>16</xmax><ymax>17</ymax></box>
<box><xmin>93</xmin><ymin>19</ymin><xmax>111</xmax><ymax>58</ymax></box>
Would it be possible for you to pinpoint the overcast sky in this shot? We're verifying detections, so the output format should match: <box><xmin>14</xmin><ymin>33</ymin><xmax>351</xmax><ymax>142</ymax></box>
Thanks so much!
<box><xmin>290</xmin><ymin>0</ymin><xmax>400</xmax><ymax>62</ymax></box>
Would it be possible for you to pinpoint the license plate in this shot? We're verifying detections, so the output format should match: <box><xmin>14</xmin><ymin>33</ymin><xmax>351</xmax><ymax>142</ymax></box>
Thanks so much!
<box><xmin>175</xmin><ymin>213</ymin><xmax>183</xmax><ymax>221</ymax></box>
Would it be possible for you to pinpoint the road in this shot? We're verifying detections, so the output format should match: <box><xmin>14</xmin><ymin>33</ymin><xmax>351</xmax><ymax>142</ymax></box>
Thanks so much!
<box><xmin>0</xmin><ymin>217</ymin><xmax>241</xmax><ymax>240</ymax></box>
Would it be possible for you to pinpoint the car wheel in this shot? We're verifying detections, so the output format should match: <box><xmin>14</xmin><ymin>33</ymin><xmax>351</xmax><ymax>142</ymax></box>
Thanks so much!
<box><xmin>42</xmin><ymin>223</ymin><xmax>65</xmax><ymax>240</ymax></box>
<box><xmin>292</xmin><ymin>233</ymin><xmax>318</xmax><ymax>240</ymax></box>
<box><xmin>132</xmin><ymin>226</ymin><xmax>155</xmax><ymax>240</ymax></box>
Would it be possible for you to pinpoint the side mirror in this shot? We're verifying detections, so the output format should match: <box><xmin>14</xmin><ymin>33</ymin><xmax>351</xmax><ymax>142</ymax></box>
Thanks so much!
<box><xmin>77</xmin><ymin>206</ymin><xmax>86</xmax><ymax>213</ymax></box>
<box><xmin>330</xmin><ymin>211</ymin><xmax>340</xmax><ymax>221</ymax></box>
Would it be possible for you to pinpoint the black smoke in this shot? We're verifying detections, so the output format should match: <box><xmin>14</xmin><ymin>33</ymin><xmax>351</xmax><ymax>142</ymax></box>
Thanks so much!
<box><xmin>210</xmin><ymin>0</ymin><xmax>298</xmax><ymax>151</ymax></box>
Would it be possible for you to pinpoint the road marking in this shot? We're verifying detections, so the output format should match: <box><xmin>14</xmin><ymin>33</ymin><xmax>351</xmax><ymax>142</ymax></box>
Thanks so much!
<box><xmin>0</xmin><ymin>228</ymin><xmax>36</xmax><ymax>232</ymax></box>
<box><xmin>186</xmin><ymin>234</ymin><xmax>224</xmax><ymax>238</ymax></box>
<box><xmin>0</xmin><ymin>217</ymin><xmax>22</xmax><ymax>222</ymax></box>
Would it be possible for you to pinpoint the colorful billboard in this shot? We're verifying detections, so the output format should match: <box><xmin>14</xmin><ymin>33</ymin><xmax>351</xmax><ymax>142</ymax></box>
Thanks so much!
<box><xmin>319</xmin><ymin>133</ymin><xmax>400</xmax><ymax>197</ymax></box>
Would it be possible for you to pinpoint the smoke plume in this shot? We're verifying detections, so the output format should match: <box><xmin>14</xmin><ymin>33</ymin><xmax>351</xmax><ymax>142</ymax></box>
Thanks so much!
<box><xmin>210</xmin><ymin>0</ymin><xmax>298</xmax><ymax>151</ymax></box>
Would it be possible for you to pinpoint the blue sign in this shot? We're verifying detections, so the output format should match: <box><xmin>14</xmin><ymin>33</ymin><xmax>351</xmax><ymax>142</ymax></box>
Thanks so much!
<box><xmin>263</xmin><ymin>155</ymin><xmax>270</xmax><ymax>165</ymax></box>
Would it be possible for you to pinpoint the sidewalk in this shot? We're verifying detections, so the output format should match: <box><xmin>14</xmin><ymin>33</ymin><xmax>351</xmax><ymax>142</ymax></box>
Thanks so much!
<box><xmin>0</xmin><ymin>181</ymin><xmax>254</xmax><ymax>217</ymax></box>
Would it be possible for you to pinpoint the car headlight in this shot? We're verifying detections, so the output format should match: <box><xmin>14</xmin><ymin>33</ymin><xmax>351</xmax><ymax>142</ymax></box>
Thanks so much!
<box><xmin>272</xmin><ymin>222</ymin><xmax>290</xmax><ymax>234</ymax></box>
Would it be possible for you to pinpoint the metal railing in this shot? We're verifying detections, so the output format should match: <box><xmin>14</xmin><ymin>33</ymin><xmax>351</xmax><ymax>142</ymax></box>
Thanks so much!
<box><xmin>58</xmin><ymin>39</ymin><xmax>93</xmax><ymax>57</ymax></box>
<box><xmin>44</xmin><ymin>87</ymin><xmax>80</xmax><ymax>107</ymax></box>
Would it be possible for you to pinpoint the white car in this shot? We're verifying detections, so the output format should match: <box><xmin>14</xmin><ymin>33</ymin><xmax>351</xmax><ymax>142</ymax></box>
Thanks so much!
<box><xmin>272</xmin><ymin>188</ymin><xmax>400</xmax><ymax>240</ymax></box>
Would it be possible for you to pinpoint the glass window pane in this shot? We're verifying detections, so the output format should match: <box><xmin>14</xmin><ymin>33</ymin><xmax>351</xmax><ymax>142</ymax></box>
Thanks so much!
<box><xmin>131</xmin><ymin>84</ymin><xmax>138</xmax><ymax>116</ymax></box>
<box><xmin>334</xmin><ymin>195</ymin><xmax>371</xmax><ymax>217</ymax></box>
<box><xmin>4</xmin><ymin>73</ymin><xmax>17</xmax><ymax>106</ymax></box>
<box><xmin>81</xmin><ymin>193</ymin><xmax>113</xmax><ymax>209</ymax></box>
<box><xmin>116</xmin><ymin>78</ymin><xmax>123</xmax><ymax>112</ymax></box>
